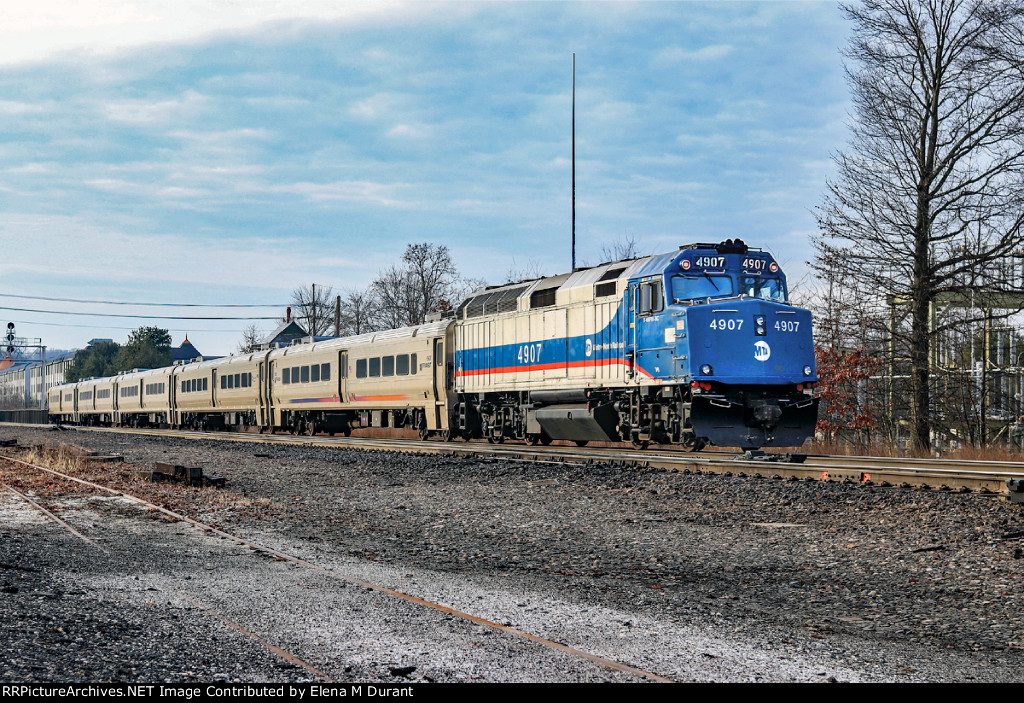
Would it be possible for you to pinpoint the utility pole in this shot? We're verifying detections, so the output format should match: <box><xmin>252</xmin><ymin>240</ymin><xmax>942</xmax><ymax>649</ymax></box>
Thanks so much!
<box><xmin>571</xmin><ymin>52</ymin><xmax>576</xmax><ymax>271</ymax></box>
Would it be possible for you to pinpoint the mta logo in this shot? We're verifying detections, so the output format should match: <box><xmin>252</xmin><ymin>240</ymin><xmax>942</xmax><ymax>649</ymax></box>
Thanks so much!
<box><xmin>754</xmin><ymin>341</ymin><xmax>771</xmax><ymax>362</ymax></box>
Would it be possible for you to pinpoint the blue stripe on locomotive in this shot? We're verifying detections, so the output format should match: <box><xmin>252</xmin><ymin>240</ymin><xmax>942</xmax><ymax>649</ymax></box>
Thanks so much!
<box><xmin>456</xmin><ymin>283</ymin><xmax>817</xmax><ymax>386</ymax></box>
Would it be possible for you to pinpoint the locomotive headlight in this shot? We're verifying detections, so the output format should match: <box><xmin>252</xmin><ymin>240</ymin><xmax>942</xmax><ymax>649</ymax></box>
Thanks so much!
<box><xmin>700</xmin><ymin>364</ymin><xmax>713</xmax><ymax>376</ymax></box>
<box><xmin>803</xmin><ymin>365</ymin><xmax>812</xmax><ymax>377</ymax></box>
<box><xmin>754</xmin><ymin>315</ymin><xmax>766</xmax><ymax>336</ymax></box>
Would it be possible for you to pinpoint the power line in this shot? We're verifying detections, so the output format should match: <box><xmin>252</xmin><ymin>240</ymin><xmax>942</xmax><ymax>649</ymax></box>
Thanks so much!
<box><xmin>0</xmin><ymin>292</ymin><xmax>285</xmax><ymax>308</ymax></box>
<box><xmin>0</xmin><ymin>306</ymin><xmax>280</xmax><ymax>320</ymax></box>
<box><xmin>1</xmin><ymin>319</ymin><xmax>259</xmax><ymax>334</ymax></box>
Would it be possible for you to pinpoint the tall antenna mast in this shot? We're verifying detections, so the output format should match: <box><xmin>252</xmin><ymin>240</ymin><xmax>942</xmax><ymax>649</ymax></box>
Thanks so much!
<box><xmin>571</xmin><ymin>52</ymin><xmax>576</xmax><ymax>271</ymax></box>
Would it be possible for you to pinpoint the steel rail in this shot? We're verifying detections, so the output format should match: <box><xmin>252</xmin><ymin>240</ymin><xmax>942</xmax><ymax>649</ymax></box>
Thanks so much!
<box><xmin>0</xmin><ymin>453</ymin><xmax>675</xmax><ymax>683</ymax></box>
<box><xmin>30</xmin><ymin>424</ymin><xmax>1024</xmax><ymax>495</ymax></box>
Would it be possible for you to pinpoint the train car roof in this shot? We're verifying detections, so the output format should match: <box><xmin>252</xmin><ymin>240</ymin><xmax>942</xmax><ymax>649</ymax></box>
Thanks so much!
<box><xmin>457</xmin><ymin>240</ymin><xmax>777</xmax><ymax>313</ymax></box>
<box><xmin>269</xmin><ymin>319</ymin><xmax>451</xmax><ymax>360</ymax></box>
<box><xmin>457</xmin><ymin>249</ymin><xmax>674</xmax><ymax>314</ymax></box>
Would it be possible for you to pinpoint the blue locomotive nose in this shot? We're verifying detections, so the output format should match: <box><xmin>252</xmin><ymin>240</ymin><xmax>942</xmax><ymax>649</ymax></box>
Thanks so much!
<box><xmin>686</xmin><ymin>299</ymin><xmax>816</xmax><ymax>385</ymax></box>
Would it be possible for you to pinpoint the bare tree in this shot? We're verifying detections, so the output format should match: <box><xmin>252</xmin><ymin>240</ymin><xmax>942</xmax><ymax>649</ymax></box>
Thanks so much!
<box><xmin>237</xmin><ymin>324</ymin><xmax>263</xmax><ymax>354</ymax></box>
<box><xmin>336</xmin><ymin>287</ymin><xmax>382</xmax><ymax>337</ymax></box>
<box><xmin>599</xmin><ymin>232</ymin><xmax>643</xmax><ymax>262</ymax></box>
<box><xmin>290</xmin><ymin>283</ymin><xmax>336</xmax><ymax>337</ymax></box>
<box><xmin>368</xmin><ymin>243</ymin><xmax>469</xmax><ymax>327</ymax></box>
<box><xmin>814</xmin><ymin>0</ymin><xmax>1024</xmax><ymax>451</ymax></box>
<box><xmin>504</xmin><ymin>258</ymin><xmax>545</xmax><ymax>284</ymax></box>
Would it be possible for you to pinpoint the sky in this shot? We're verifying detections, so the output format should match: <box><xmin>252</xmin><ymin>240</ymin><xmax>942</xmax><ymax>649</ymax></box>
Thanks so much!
<box><xmin>0</xmin><ymin>0</ymin><xmax>852</xmax><ymax>356</ymax></box>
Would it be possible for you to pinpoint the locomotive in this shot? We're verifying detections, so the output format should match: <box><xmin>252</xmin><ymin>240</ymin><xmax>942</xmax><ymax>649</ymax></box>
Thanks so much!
<box><xmin>48</xmin><ymin>239</ymin><xmax>818</xmax><ymax>450</ymax></box>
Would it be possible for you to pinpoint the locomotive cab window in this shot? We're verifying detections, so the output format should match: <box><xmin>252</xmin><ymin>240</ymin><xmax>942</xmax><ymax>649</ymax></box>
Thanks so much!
<box><xmin>670</xmin><ymin>274</ymin><xmax>734</xmax><ymax>303</ymax></box>
<box><xmin>740</xmin><ymin>276</ymin><xmax>786</xmax><ymax>302</ymax></box>
<box><xmin>638</xmin><ymin>279</ymin><xmax>664</xmax><ymax>316</ymax></box>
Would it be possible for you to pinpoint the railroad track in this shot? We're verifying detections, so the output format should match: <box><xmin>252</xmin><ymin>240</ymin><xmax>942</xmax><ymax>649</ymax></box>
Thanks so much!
<box><xmin>7</xmin><ymin>422</ymin><xmax>1024</xmax><ymax>495</ymax></box>
<box><xmin>0</xmin><ymin>451</ymin><xmax>675</xmax><ymax>683</ymax></box>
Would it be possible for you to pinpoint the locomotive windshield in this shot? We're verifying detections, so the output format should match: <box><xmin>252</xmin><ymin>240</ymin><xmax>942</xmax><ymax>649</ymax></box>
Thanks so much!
<box><xmin>740</xmin><ymin>276</ymin><xmax>786</xmax><ymax>302</ymax></box>
<box><xmin>670</xmin><ymin>273</ymin><xmax>735</xmax><ymax>303</ymax></box>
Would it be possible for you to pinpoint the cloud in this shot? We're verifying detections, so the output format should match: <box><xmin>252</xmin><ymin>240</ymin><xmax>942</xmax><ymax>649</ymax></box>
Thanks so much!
<box><xmin>655</xmin><ymin>44</ymin><xmax>735</xmax><ymax>64</ymax></box>
<box><xmin>264</xmin><ymin>180</ymin><xmax>413</xmax><ymax>207</ymax></box>
<box><xmin>0</xmin><ymin>0</ymin><xmax>420</xmax><ymax>66</ymax></box>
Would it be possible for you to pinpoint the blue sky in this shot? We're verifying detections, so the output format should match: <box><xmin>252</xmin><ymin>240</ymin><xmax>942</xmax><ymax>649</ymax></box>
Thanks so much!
<box><xmin>0</xmin><ymin>1</ymin><xmax>851</xmax><ymax>356</ymax></box>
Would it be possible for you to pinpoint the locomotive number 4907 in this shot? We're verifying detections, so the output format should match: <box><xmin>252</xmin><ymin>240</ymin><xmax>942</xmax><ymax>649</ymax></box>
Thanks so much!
<box><xmin>517</xmin><ymin>343</ymin><xmax>543</xmax><ymax>364</ymax></box>
<box><xmin>693</xmin><ymin>256</ymin><xmax>726</xmax><ymax>268</ymax></box>
<box><xmin>709</xmin><ymin>319</ymin><xmax>743</xmax><ymax>331</ymax></box>
<box><xmin>775</xmin><ymin>320</ymin><xmax>800</xmax><ymax>332</ymax></box>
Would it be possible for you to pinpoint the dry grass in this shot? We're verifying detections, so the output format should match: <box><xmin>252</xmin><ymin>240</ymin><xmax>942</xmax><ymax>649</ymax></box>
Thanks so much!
<box><xmin>0</xmin><ymin>443</ymin><xmax>276</xmax><ymax>525</ymax></box>
<box><xmin>804</xmin><ymin>438</ymin><xmax>1024</xmax><ymax>462</ymax></box>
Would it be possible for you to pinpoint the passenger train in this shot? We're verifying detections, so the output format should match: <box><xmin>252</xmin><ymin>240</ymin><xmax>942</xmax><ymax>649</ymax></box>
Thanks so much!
<box><xmin>48</xmin><ymin>239</ymin><xmax>818</xmax><ymax>450</ymax></box>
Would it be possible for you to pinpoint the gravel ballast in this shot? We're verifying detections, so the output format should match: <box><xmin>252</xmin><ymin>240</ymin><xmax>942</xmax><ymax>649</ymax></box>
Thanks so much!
<box><xmin>2</xmin><ymin>426</ymin><xmax>1023</xmax><ymax>683</ymax></box>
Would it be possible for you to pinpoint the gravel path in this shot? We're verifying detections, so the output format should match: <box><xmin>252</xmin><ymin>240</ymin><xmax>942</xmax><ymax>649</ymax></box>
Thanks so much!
<box><xmin>2</xmin><ymin>426</ymin><xmax>1023</xmax><ymax>682</ymax></box>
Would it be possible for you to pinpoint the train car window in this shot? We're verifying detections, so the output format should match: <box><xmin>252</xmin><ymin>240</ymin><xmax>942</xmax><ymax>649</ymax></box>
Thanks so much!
<box><xmin>234</xmin><ymin>373</ymin><xmax>241</xmax><ymax>387</ymax></box>
<box><xmin>369</xmin><ymin>357</ymin><xmax>380</xmax><ymax>377</ymax></box>
<box><xmin>220</xmin><ymin>377</ymin><xmax>226</xmax><ymax>389</ymax></box>
<box><xmin>321</xmin><ymin>363</ymin><xmax>330</xmax><ymax>381</ymax></box>
<box><xmin>203</xmin><ymin>378</ymin><xmax>208</xmax><ymax>391</ymax></box>
<box><xmin>228</xmin><ymin>375</ymin><xmax>235</xmax><ymax>389</ymax></box>
<box><xmin>383</xmin><ymin>356</ymin><xmax>395</xmax><ymax>376</ymax></box>
<box><xmin>301</xmin><ymin>365</ymin><xmax>310</xmax><ymax>383</ymax></box>
<box><xmin>396</xmin><ymin>354</ymin><xmax>409</xmax><ymax>375</ymax></box>
<box><xmin>356</xmin><ymin>359</ymin><xmax>367</xmax><ymax>378</ymax></box>
<box><xmin>595</xmin><ymin>281</ymin><xmax>617</xmax><ymax>297</ymax></box>
<box><xmin>411</xmin><ymin>353</ymin><xmax>417</xmax><ymax>374</ymax></box>
<box><xmin>282</xmin><ymin>368</ymin><xmax>291</xmax><ymax>384</ymax></box>
<box><xmin>311</xmin><ymin>364</ymin><xmax>320</xmax><ymax>382</ymax></box>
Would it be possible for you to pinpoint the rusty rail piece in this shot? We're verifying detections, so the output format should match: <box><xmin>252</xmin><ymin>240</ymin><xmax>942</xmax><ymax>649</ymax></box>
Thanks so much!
<box><xmin>0</xmin><ymin>453</ymin><xmax>675</xmax><ymax>683</ymax></box>
<box><xmin>172</xmin><ymin>591</ymin><xmax>334</xmax><ymax>682</ymax></box>
<box><xmin>0</xmin><ymin>480</ymin><xmax>109</xmax><ymax>553</ymax></box>
<box><xmin>41</xmin><ymin>424</ymin><xmax>1024</xmax><ymax>496</ymax></box>
<box><xmin>0</xmin><ymin>468</ymin><xmax>330</xmax><ymax>682</ymax></box>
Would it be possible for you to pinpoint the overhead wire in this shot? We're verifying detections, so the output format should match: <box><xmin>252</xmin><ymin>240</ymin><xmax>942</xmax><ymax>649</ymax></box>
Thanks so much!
<box><xmin>0</xmin><ymin>293</ymin><xmax>285</xmax><ymax>308</ymax></box>
<box><xmin>0</xmin><ymin>306</ymin><xmax>281</xmax><ymax>320</ymax></box>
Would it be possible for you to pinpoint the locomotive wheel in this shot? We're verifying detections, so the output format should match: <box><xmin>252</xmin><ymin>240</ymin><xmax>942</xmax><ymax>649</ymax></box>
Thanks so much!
<box><xmin>305</xmin><ymin>421</ymin><xmax>317</xmax><ymax>436</ymax></box>
<box><xmin>631</xmin><ymin>437</ymin><xmax>649</xmax><ymax>450</ymax></box>
<box><xmin>574</xmin><ymin>440</ymin><xmax>589</xmax><ymax>447</ymax></box>
<box><xmin>343</xmin><ymin>427</ymin><xmax>352</xmax><ymax>437</ymax></box>
<box><xmin>439</xmin><ymin>429</ymin><xmax>452</xmax><ymax>442</ymax></box>
<box><xmin>540</xmin><ymin>435</ymin><xmax>553</xmax><ymax>445</ymax></box>
<box><xmin>418</xmin><ymin>426</ymin><xmax>429</xmax><ymax>441</ymax></box>
<box><xmin>525</xmin><ymin>434</ymin><xmax>540</xmax><ymax>446</ymax></box>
